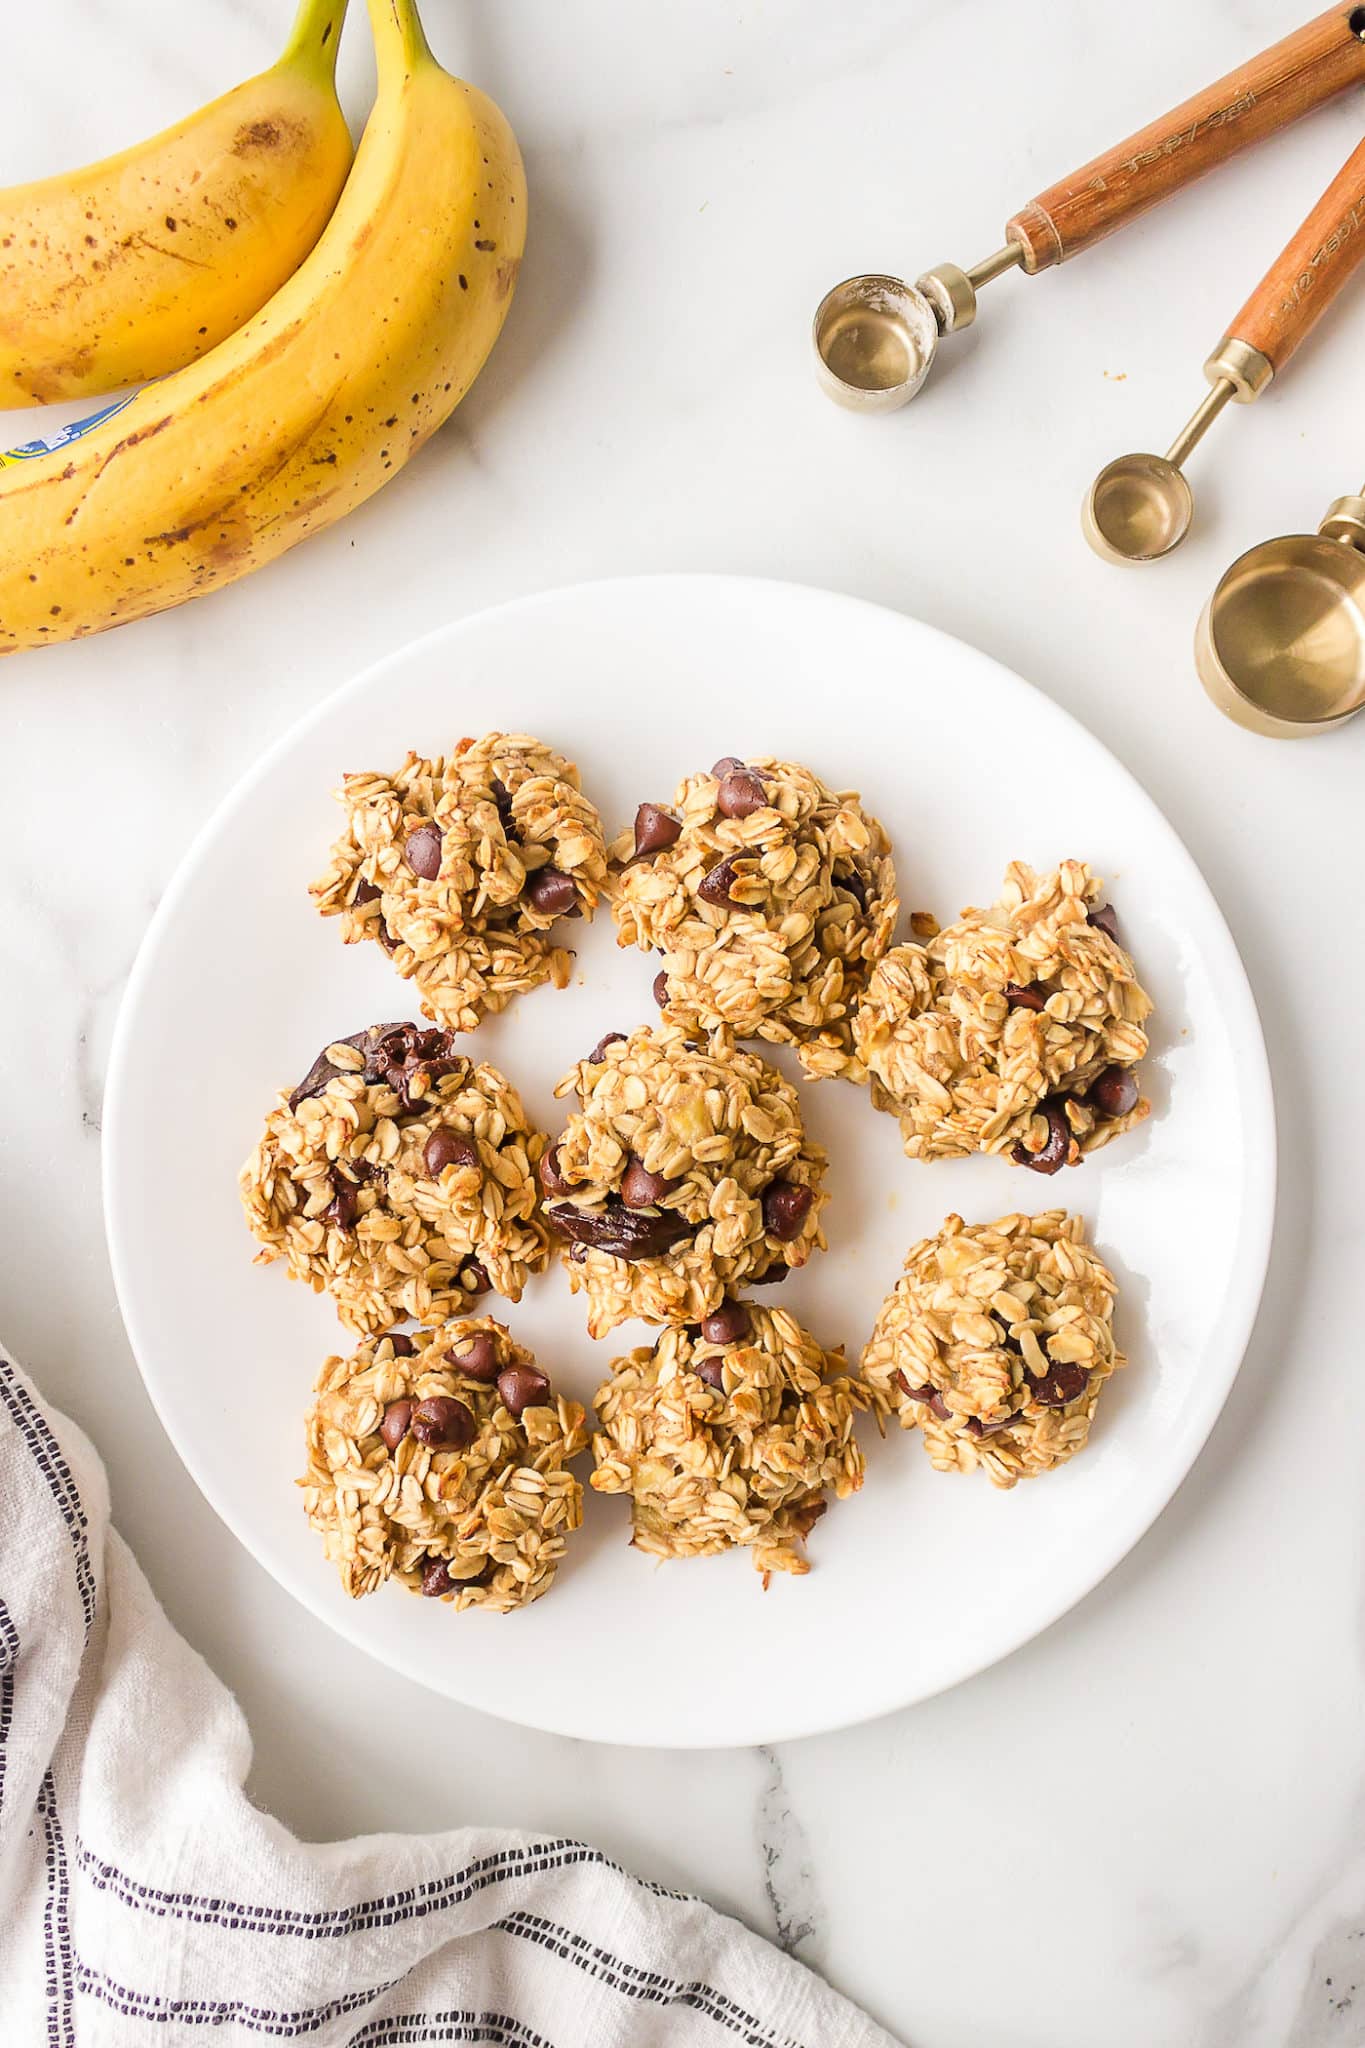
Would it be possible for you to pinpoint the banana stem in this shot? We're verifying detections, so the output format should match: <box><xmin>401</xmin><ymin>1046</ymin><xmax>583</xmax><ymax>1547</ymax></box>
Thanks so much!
<box><xmin>281</xmin><ymin>0</ymin><xmax>351</xmax><ymax>77</ymax></box>
<box><xmin>368</xmin><ymin>0</ymin><xmax>433</xmax><ymax>78</ymax></box>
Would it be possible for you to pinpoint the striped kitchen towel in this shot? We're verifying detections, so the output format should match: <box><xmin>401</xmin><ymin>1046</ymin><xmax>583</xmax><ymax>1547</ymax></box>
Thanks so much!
<box><xmin>0</xmin><ymin>1348</ymin><xmax>902</xmax><ymax>2046</ymax></box>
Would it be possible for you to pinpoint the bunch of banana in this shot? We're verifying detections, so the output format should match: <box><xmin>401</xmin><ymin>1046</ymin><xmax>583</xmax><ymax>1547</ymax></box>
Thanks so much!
<box><xmin>0</xmin><ymin>0</ymin><xmax>354</xmax><ymax>402</ymax></box>
<box><xmin>0</xmin><ymin>0</ymin><xmax>525</xmax><ymax>655</ymax></box>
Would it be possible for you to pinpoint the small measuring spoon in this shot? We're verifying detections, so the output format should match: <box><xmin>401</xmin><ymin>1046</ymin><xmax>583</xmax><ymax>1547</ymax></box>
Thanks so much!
<box><xmin>814</xmin><ymin>5</ymin><xmax>1365</xmax><ymax>410</ymax></box>
<box><xmin>1084</xmin><ymin>131</ymin><xmax>1365</xmax><ymax>563</ymax></box>
<box><xmin>1196</xmin><ymin>489</ymin><xmax>1365</xmax><ymax>735</ymax></box>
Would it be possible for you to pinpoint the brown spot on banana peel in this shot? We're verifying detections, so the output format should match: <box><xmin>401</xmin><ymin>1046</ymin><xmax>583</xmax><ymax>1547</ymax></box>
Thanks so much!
<box><xmin>2</xmin><ymin>460</ymin><xmax>77</xmax><ymax>499</ymax></box>
<box><xmin>275</xmin><ymin>486</ymin><xmax>339</xmax><ymax>529</ymax></box>
<box><xmin>140</xmin><ymin>397</ymin><xmax>339</xmax><ymax>550</ymax></box>
<box><xmin>17</xmin><ymin>366</ymin><xmax>89</xmax><ymax>404</ymax></box>
<box><xmin>94</xmin><ymin>415</ymin><xmax>172</xmax><ymax>478</ymax></box>
<box><xmin>205</xmin><ymin>528</ymin><xmax>255</xmax><ymax>572</ymax></box>
<box><xmin>233</xmin><ymin>119</ymin><xmax>285</xmax><ymax>153</ymax></box>
<box><xmin>128</xmin><ymin>235</ymin><xmax>214</xmax><ymax>270</ymax></box>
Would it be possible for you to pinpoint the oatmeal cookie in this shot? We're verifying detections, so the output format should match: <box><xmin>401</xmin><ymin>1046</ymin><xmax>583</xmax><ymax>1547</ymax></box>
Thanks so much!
<box><xmin>607</xmin><ymin>753</ymin><xmax>897</xmax><ymax>1075</ymax></box>
<box><xmin>591</xmin><ymin>1301</ymin><xmax>866</xmax><ymax>1577</ymax></box>
<box><xmin>541</xmin><ymin>1023</ymin><xmax>828</xmax><ymax>1337</ymax></box>
<box><xmin>310</xmin><ymin>733</ymin><xmax>609</xmax><ymax>1033</ymax></box>
<box><xmin>302</xmin><ymin>1319</ymin><xmax>589</xmax><ymax>1611</ymax></box>
<box><xmin>853</xmin><ymin>860</ymin><xmax>1152</xmax><ymax>1169</ymax></box>
<box><xmin>861</xmin><ymin>1209</ymin><xmax>1123</xmax><ymax>1486</ymax></box>
<box><xmin>241</xmin><ymin>1021</ymin><xmax>550</xmax><ymax>1335</ymax></box>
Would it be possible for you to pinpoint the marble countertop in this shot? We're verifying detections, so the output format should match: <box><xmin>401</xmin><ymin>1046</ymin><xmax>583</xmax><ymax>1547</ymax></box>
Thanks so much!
<box><xmin>6</xmin><ymin>2</ymin><xmax>1365</xmax><ymax>2042</ymax></box>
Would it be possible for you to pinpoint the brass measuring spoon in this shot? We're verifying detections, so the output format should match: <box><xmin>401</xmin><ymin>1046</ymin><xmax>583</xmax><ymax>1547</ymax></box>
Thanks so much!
<box><xmin>813</xmin><ymin>5</ymin><xmax>1365</xmax><ymax>410</ymax></box>
<box><xmin>1085</xmin><ymin>133</ymin><xmax>1365</xmax><ymax>563</ymax></box>
<box><xmin>1196</xmin><ymin>488</ymin><xmax>1365</xmax><ymax>735</ymax></box>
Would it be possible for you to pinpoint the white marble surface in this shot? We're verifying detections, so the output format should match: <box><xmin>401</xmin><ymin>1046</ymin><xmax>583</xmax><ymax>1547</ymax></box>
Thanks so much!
<box><xmin>5</xmin><ymin>2</ymin><xmax>1365</xmax><ymax>2041</ymax></box>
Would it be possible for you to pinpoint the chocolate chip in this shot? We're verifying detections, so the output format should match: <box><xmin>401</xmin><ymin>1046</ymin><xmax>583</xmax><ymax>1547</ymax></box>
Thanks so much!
<box><xmin>287</xmin><ymin>1028</ymin><xmax>369</xmax><ymax>1112</ymax></box>
<box><xmin>569</xmin><ymin>1242</ymin><xmax>587</xmax><ymax>1263</ymax></box>
<box><xmin>695</xmin><ymin>1357</ymin><xmax>727</xmax><ymax>1391</ymax></box>
<box><xmin>652</xmin><ymin>970</ymin><xmax>670</xmax><ymax>1007</ymax></box>
<box><xmin>965</xmin><ymin>1412</ymin><xmax>1017</xmax><ymax>1438</ymax></box>
<box><xmin>700</xmin><ymin>1301</ymin><xmax>751</xmax><ymax>1346</ymax></box>
<box><xmin>587</xmin><ymin>1033</ymin><xmax>626</xmax><ymax>1064</ymax></box>
<box><xmin>893</xmin><ymin>1370</ymin><xmax>949</xmax><ymax>1421</ymax></box>
<box><xmin>289</xmin><ymin>1051</ymin><xmax>346</xmax><ymax>1112</ymax></box>
<box><xmin>379</xmin><ymin>1399</ymin><xmax>413</xmax><ymax>1449</ymax></box>
<box><xmin>1089</xmin><ymin>1064</ymin><xmax>1140</xmax><ymax>1120</ymax></box>
<box><xmin>288</xmin><ymin>1020</ymin><xmax>414</xmax><ymax>1110</ymax></box>
<box><xmin>459</xmin><ymin>1259</ymin><xmax>492</xmax><ymax>1296</ymax></box>
<box><xmin>710</xmin><ymin>755</ymin><xmax>746</xmax><ymax>778</ymax></box>
<box><xmin>1004</xmin><ymin>982</ymin><xmax>1047</xmax><ymax>1012</ymax></box>
<box><xmin>1088</xmin><ymin>902</ymin><xmax>1120</xmax><ymax>942</ymax></box>
<box><xmin>385</xmin><ymin>1333</ymin><xmax>417</xmax><ymax>1357</ymax></box>
<box><xmin>351</xmin><ymin>890</ymin><xmax>400</xmax><ymax>952</ymax></box>
<box><xmin>421</xmin><ymin>1557</ymin><xmax>455</xmax><ymax>1597</ymax></box>
<box><xmin>359</xmin><ymin>1021</ymin><xmax>465</xmax><ymax>1110</ymax></box>
<box><xmin>523</xmin><ymin>866</ymin><xmax>577</xmax><ymax>917</ymax></box>
<box><xmin>410</xmin><ymin>1395</ymin><xmax>476</xmax><ymax>1448</ymax></box>
<box><xmin>790</xmin><ymin>1495</ymin><xmax>828</xmax><ymax>1539</ymax></box>
<box><xmin>489</xmin><ymin>777</ymin><xmax>520</xmax><ymax>841</ymax></box>
<box><xmin>323</xmin><ymin>1180</ymin><xmax>358</xmax><ymax>1230</ymax></box>
<box><xmin>716</xmin><ymin>770</ymin><xmax>768</xmax><ymax>820</ymax></box>
<box><xmin>448</xmin><ymin>1330</ymin><xmax>500</xmax><ymax>1381</ymax></box>
<box><xmin>620</xmin><ymin>1154</ymin><xmax>680</xmax><ymax>1209</ymax></box>
<box><xmin>539</xmin><ymin>1145</ymin><xmax>571</xmax><ymax>1198</ymax></box>
<box><xmin>697</xmin><ymin>853</ymin><xmax>743</xmax><ymax>906</ymax></box>
<box><xmin>1012</xmin><ymin>1100</ymin><xmax>1071</xmax><ymax>1175</ymax></box>
<box><xmin>1027</xmin><ymin>1362</ymin><xmax>1090</xmax><ymax>1408</ymax></box>
<box><xmin>547</xmin><ymin>1201</ymin><xmax>693</xmax><ymax>1261</ymax></box>
<box><xmin>836</xmin><ymin>867</ymin><xmax>868</xmax><ymax>912</ymax></box>
<box><xmin>748</xmin><ymin>1263</ymin><xmax>789</xmax><ymax>1286</ymax></box>
<box><xmin>633</xmin><ymin>804</ymin><xmax>682</xmax><ymax>856</ymax></box>
<box><xmin>404</xmin><ymin>824</ymin><xmax>443</xmax><ymax>880</ymax></box>
<box><xmin>424</xmin><ymin>1129</ymin><xmax>478</xmax><ymax>1177</ymax></box>
<box><xmin>497</xmin><ymin>1363</ymin><xmax>550</xmax><ymax>1416</ymax></box>
<box><xmin>762</xmin><ymin>1179</ymin><xmax>812</xmax><ymax>1241</ymax></box>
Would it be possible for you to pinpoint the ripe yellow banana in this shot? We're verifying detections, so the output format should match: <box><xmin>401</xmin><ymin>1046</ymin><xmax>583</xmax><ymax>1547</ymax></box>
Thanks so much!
<box><xmin>0</xmin><ymin>0</ymin><xmax>524</xmax><ymax>655</ymax></box>
<box><xmin>0</xmin><ymin>0</ymin><xmax>354</xmax><ymax>403</ymax></box>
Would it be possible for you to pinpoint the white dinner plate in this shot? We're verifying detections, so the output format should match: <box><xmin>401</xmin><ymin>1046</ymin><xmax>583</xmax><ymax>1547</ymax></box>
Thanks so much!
<box><xmin>104</xmin><ymin>576</ymin><xmax>1275</xmax><ymax>1747</ymax></box>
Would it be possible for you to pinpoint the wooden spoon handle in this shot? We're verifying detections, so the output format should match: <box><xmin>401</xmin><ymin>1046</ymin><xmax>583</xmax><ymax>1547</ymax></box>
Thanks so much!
<box><xmin>1005</xmin><ymin>6</ymin><xmax>1365</xmax><ymax>272</ymax></box>
<box><xmin>1223</xmin><ymin>133</ymin><xmax>1365</xmax><ymax>372</ymax></box>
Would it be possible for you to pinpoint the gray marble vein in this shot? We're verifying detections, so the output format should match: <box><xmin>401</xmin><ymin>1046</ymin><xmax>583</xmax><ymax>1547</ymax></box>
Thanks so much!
<box><xmin>756</xmin><ymin>1747</ymin><xmax>823</xmax><ymax>1957</ymax></box>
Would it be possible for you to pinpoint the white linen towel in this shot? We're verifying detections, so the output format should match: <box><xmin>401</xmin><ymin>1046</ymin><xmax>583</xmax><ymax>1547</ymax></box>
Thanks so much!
<box><xmin>0</xmin><ymin>1346</ymin><xmax>901</xmax><ymax>2046</ymax></box>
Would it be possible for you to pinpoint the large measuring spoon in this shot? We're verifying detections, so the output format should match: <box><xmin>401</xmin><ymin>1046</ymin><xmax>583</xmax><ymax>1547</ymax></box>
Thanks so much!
<box><xmin>1196</xmin><ymin>488</ymin><xmax>1365</xmax><ymax>735</ymax></box>
<box><xmin>813</xmin><ymin>5</ymin><xmax>1365</xmax><ymax>411</ymax></box>
<box><xmin>1083</xmin><ymin>132</ymin><xmax>1365</xmax><ymax>563</ymax></box>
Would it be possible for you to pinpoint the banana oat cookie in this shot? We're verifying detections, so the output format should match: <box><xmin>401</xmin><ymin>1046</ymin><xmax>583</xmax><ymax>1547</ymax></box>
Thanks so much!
<box><xmin>853</xmin><ymin>860</ymin><xmax>1152</xmax><ymax>1170</ymax></box>
<box><xmin>591</xmin><ymin>1301</ymin><xmax>867</xmax><ymax>1577</ymax></box>
<box><xmin>607</xmin><ymin>753</ymin><xmax>897</xmax><ymax>1076</ymax></box>
<box><xmin>302</xmin><ymin>1319</ymin><xmax>589</xmax><ymax>1611</ymax></box>
<box><xmin>861</xmin><ymin>1209</ymin><xmax>1123</xmax><ymax>1486</ymax></box>
<box><xmin>541</xmin><ymin>1023</ymin><xmax>828</xmax><ymax>1337</ymax></box>
<box><xmin>310</xmin><ymin>733</ymin><xmax>609</xmax><ymax>1033</ymax></box>
<box><xmin>241</xmin><ymin>1021</ymin><xmax>550</xmax><ymax>1335</ymax></box>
